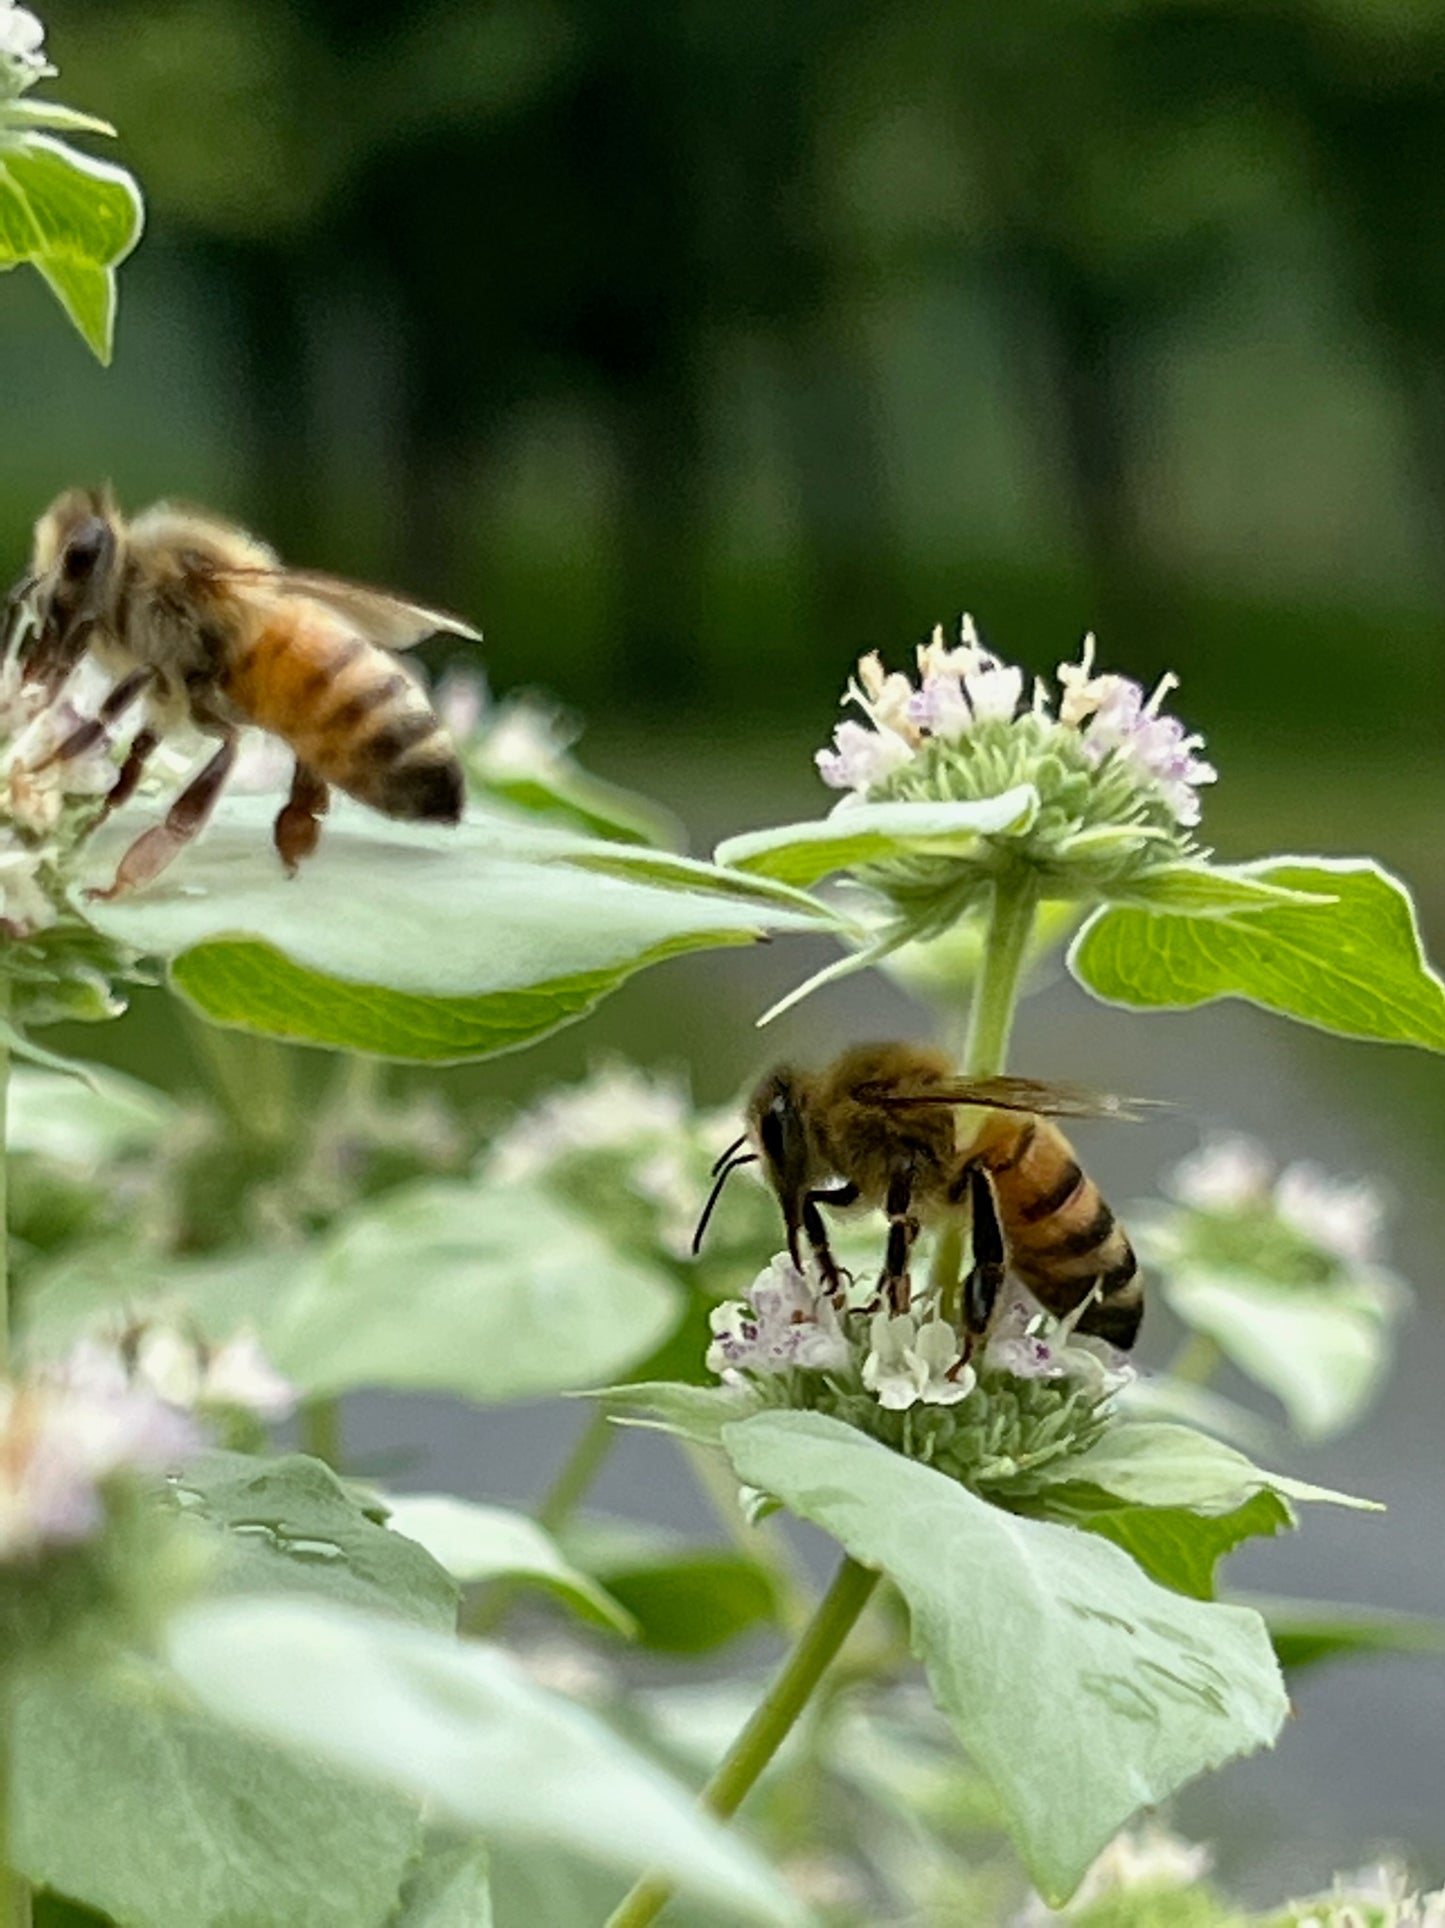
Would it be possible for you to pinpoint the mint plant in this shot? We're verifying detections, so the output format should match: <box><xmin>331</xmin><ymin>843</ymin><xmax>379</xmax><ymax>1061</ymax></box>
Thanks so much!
<box><xmin>0</xmin><ymin>11</ymin><xmax>1442</xmax><ymax>1922</ymax></box>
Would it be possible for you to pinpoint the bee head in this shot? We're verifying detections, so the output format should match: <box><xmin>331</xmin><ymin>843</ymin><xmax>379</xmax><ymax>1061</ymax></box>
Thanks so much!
<box><xmin>23</xmin><ymin>487</ymin><xmax>123</xmax><ymax>673</ymax></box>
<box><xmin>746</xmin><ymin>1067</ymin><xmax>814</xmax><ymax>1268</ymax></box>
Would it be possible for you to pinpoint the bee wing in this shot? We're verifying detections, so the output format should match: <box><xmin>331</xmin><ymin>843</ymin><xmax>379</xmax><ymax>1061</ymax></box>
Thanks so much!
<box><xmin>861</xmin><ymin>1074</ymin><xmax>1162</xmax><ymax>1121</ymax></box>
<box><xmin>210</xmin><ymin>567</ymin><xmax>481</xmax><ymax>649</ymax></box>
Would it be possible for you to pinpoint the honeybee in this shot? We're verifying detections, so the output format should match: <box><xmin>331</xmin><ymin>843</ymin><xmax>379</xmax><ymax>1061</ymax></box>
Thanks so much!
<box><xmin>696</xmin><ymin>1041</ymin><xmax>1147</xmax><ymax>1351</ymax></box>
<box><xmin>7</xmin><ymin>488</ymin><xmax>480</xmax><ymax>896</ymax></box>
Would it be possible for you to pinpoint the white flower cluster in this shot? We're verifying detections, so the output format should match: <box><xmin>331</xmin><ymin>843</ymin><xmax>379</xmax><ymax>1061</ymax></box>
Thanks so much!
<box><xmin>707</xmin><ymin>1254</ymin><xmax>850</xmax><ymax>1376</ymax></box>
<box><xmin>0</xmin><ymin>1355</ymin><xmax>199</xmax><ymax>1564</ymax></box>
<box><xmin>1286</xmin><ymin>1864</ymin><xmax>1445</xmax><ymax>1928</ymax></box>
<box><xmin>1168</xmin><ymin>1134</ymin><xmax>1387</xmax><ymax>1267</ymax></box>
<box><xmin>707</xmin><ymin>1254</ymin><xmax>1131</xmax><ymax>1415</ymax></box>
<box><xmin>1015</xmin><ymin>1824</ymin><xmax>1212</xmax><ymax>1924</ymax></box>
<box><xmin>0</xmin><ymin>0</ymin><xmax>47</xmax><ymax>88</ymax></box>
<box><xmin>437</xmin><ymin>669</ymin><xmax>579</xmax><ymax>786</ymax></box>
<box><xmin>818</xmin><ymin>621</ymin><xmax>1217</xmax><ymax>829</ymax></box>
<box><xmin>0</xmin><ymin>653</ymin><xmax>126</xmax><ymax>935</ymax></box>
<box><xmin>57</xmin><ymin>1320</ymin><xmax>298</xmax><ymax>1423</ymax></box>
<box><xmin>487</xmin><ymin>1060</ymin><xmax>706</xmax><ymax>1259</ymax></box>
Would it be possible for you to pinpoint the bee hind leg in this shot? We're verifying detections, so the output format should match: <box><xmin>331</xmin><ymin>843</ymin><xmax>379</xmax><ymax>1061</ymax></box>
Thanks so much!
<box><xmin>86</xmin><ymin>733</ymin><xmax>238</xmax><ymax>901</ymax></box>
<box><xmin>959</xmin><ymin>1164</ymin><xmax>1007</xmax><ymax>1350</ymax></box>
<box><xmin>877</xmin><ymin>1165</ymin><xmax>920</xmax><ymax>1315</ymax></box>
<box><xmin>274</xmin><ymin>761</ymin><xmax>331</xmax><ymax>875</ymax></box>
<box><xmin>802</xmin><ymin>1183</ymin><xmax>859</xmax><ymax>1303</ymax></box>
<box><xmin>101</xmin><ymin>727</ymin><xmax>160</xmax><ymax>818</ymax></box>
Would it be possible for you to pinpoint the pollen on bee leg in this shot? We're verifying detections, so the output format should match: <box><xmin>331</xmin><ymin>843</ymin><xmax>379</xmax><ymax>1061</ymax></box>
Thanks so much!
<box><xmin>273</xmin><ymin>761</ymin><xmax>330</xmax><ymax>874</ymax></box>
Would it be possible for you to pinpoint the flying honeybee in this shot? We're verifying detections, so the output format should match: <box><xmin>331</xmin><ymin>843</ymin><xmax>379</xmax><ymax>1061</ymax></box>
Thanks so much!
<box><xmin>695</xmin><ymin>1041</ymin><xmax>1147</xmax><ymax>1352</ymax></box>
<box><xmin>7</xmin><ymin>488</ymin><xmax>480</xmax><ymax>897</ymax></box>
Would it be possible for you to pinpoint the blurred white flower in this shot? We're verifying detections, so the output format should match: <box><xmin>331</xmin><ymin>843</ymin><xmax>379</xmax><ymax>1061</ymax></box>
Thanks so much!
<box><xmin>706</xmin><ymin>1254</ymin><xmax>849</xmax><ymax>1377</ymax></box>
<box><xmin>0</xmin><ymin>1361</ymin><xmax>200</xmax><ymax>1563</ymax></box>
<box><xmin>0</xmin><ymin>0</ymin><xmax>47</xmax><ymax>81</ymax></box>
<box><xmin>861</xmin><ymin>1308</ymin><xmax>974</xmax><ymax>1410</ymax></box>
<box><xmin>54</xmin><ymin>1320</ymin><xmax>296</xmax><ymax>1424</ymax></box>
<box><xmin>1274</xmin><ymin>1162</ymin><xmax>1385</xmax><ymax>1266</ymax></box>
<box><xmin>1014</xmin><ymin>1824</ymin><xmax>1212</xmax><ymax>1923</ymax></box>
<box><xmin>487</xmin><ymin>1060</ymin><xmax>691</xmax><ymax>1185</ymax></box>
<box><xmin>1166</xmin><ymin>1133</ymin><xmax>1389</xmax><ymax>1271</ymax></box>
<box><xmin>1167</xmin><ymin>1134</ymin><xmax>1274</xmax><ymax>1213</ymax></box>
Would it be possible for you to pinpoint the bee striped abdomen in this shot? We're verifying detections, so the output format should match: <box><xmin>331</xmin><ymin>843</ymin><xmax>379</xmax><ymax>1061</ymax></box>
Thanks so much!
<box><xmin>982</xmin><ymin>1114</ymin><xmax>1143</xmax><ymax>1348</ymax></box>
<box><xmin>227</xmin><ymin>606</ymin><xmax>463</xmax><ymax>823</ymax></box>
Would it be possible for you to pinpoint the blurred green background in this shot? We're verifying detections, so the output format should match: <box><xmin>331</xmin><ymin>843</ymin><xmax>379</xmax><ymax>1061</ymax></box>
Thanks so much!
<box><xmin>5</xmin><ymin>0</ymin><xmax>1445</xmax><ymax>1907</ymax></box>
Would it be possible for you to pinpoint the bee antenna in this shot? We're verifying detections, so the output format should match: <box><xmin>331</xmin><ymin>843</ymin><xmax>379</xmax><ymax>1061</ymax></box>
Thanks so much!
<box><xmin>692</xmin><ymin>1153</ymin><xmax>758</xmax><ymax>1254</ymax></box>
<box><xmin>709</xmin><ymin>1132</ymin><xmax>748</xmax><ymax>1177</ymax></box>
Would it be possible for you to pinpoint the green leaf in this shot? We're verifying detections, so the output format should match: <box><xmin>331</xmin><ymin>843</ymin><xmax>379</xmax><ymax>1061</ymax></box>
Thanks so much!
<box><xmin>721</xmin><ymin>1411</ymin><xmax>1287</xmax><ymax>1906</ymax></box>
<box><xmin>1164</xmin><ymin>1265</ymin><xmax>1401</xmax><ymax>1440</ymax></box>
<box><xmin>13</xmin><ymin>1453</ymin><xmax>456</xmax><ymax>1928</ymax></box>
<box><xmin>1034</xmin><ymin>1485</ymin><xmax>1292</xmax><ymax>1600</ymax></box>
<box><xmin>1070</xmin><ymin>860</ymin><xmax>1445</xmax><ymax>1052</ymax></box>
<box><xmin>380</xmin><ymin>1493</ymin><xmax>635</xmax><ymax>1634</ymax></box>
<box><xmin>714</xmin><ymin>789</ymin><xmax>1038</xmax><ymax>886</ymax></box>
<box><xmin>1033</xmin><ymin>1422</ymin><xmax>1382</xmax><ymax>1515</ymax></box>
<box><xmin>599</xmin><ymin>1378</ymin><xmax>766</xmax><ymax>1448</ymax></box>
<box><xmin>1237</xmin><ymin>1593</ymin><xmax>1445</xmax><ymax>1670</ymax></box>
<box><xmin>166</xmin><ymin>1596</ymin><xmax>804</xmax><ymax>1926</ymax></box>
<box><xmin>0</xmin><ymin>99</ymin><xmax>117</xmax><ymax>137</ymax></box>
<box><xmin>1112</xmin><ymin>863</ymin><xmax>1336</xmax><ymax>917</ymax></box>
<box><xmin>391</xmin><ymin>1838</ymin><xmax>493</xmax><ymax>1928</ymax></box>
<box><xmin>0</xmin><ymin>1019</ymin><xmax>101</xmax><ymax>1086</ymax></box>
<box><xmin>14</xmin><ymin>1658</ymin><xmax>426</xmax><ymax>1928</ymax></box>
<box><xmin>0</xmin><ymin>132</ymin><xmax>143</xmax><ymax>360</ymax></box>
<box><xmin>171</xmin><ymin>1450</ymin><xmax>459</xmax><ymax>1629</ymax></box>
<box><xmin>270</xmin><ymin>1180</ymin><xmax>680</xmax><ymax>1401</ymax></box>
<box><xmin>85</xmin><ymin>797</ymin><xmax>835</xmax><ymax>1062</ymax></box>
<box><xmin>563</xmin><ymin>1521</ymin><xmax>781</xmax><ymax>1652</ymax></box>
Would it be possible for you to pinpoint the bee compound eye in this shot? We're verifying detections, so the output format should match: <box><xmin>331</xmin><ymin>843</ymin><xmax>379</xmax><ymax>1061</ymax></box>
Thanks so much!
<box><xmin>759</xmin><ymin>1103</ymin><xmax>787</xmax><ymax>1167</ymax></box>
<box><xmin>62</xmin><ymin>517</ymin><xmax>109</xmax><ymax>580</ymax></box>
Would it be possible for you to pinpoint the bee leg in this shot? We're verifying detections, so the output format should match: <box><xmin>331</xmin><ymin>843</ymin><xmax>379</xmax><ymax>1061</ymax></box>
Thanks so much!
<box><xmin>87</xmin><ymin>733</ymin><xmax>238</xmax><ymax>900</ymax></box>
<box><xmin>30</xmin><ymin>666</ymin><xmax>155</xmax><ymax>773</ymax></box>
<box><xmin>960</xmin><ymin>1164</ymin><xmax>1007</xmax><ymax>1349</ymax></box>
<box><xmin>101</xmin><ymin>727</ymin><xmax>160</xmax><ymax>818</ymax></box>
<box><xmin>878</xmin><ymin>1166</ymin><xmax>920</xmax><ymax>1314</ymax></box>
<box><xmin>273</xmin><ymin>761</ymin><xmax>331</xmax><ymax>875</ymax></box>
<box><xmin>802</xmin><ymin>1182</ymin><xmax>859</xmax><ymax>1302</ymax></box>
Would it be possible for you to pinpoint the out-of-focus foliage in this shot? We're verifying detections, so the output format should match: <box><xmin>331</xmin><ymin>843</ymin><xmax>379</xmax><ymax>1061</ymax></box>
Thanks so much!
<box><xmin>16</xmin><ymin>0</ymin><xmax>1445</xmax><ymax>770</ymax></box>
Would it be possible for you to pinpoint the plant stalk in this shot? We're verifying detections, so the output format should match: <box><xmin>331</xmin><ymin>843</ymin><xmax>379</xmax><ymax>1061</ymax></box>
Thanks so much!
<box><xmin>467</xmin><ymin>1406</ymin><xmax>617</xmax><ymax>1639</ymax></box>
<box><xmin>931</xmin><ymin>874</ymin><xmax>1039</xmax><ymax>1308</ymax></box>
<box><xmin>963</xmin><ymin>874</ymin><xmax>1040</xmax><ymax>1079</ymax></box>
<box><xmin>300</xmin><ymin>1395</ymin><xmax>343</xmax><ymax>1468</ymax></box>
<box><xmin>603</xmin><ymin>1555</ymin><xmax>880</xmax><ymax>1928</ymax></box>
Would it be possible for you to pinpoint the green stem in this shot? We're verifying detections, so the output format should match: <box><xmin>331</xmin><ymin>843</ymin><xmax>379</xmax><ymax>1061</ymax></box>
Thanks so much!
<box><xmin>467</xmin><ymin>1407</ymin><xmax>617</xmax><ymax>1640</ymax></box>
<box><xmin>931</xmin><ymin>875</ymin><xmax>1039</xmax><ymax>1310</ymax></box>
<box><xmin>300</xmin><ymin>1396</ymin><xmax>343</xmax><ymax>1468</ymax></box>
<box><xmin>963</xmin><ymin>874</ymin><xmax>1040</xmax><ymax>1079</ymax></box>
<box><xmin>536</xmin><ymin>1405</ymin><xmax>615</xmax><ymax>1536</ymax></box>
<box><xmin>603</xmin><ymin>1556</ymin><xmax>880</xmax><ymax>1928</ymax></box>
